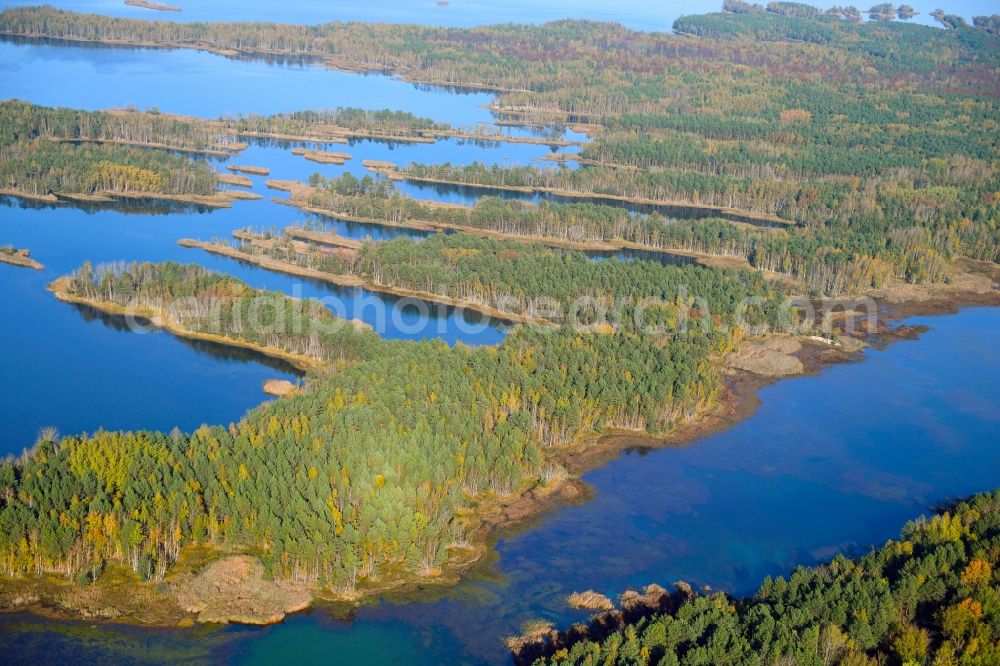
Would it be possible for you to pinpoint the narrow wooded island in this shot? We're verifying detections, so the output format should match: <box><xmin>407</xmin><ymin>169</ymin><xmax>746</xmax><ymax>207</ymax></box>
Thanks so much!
<box><xmin>47</xmin><ymin>263</ymin><xmax>373</xmax><ymax>371</ymax></box>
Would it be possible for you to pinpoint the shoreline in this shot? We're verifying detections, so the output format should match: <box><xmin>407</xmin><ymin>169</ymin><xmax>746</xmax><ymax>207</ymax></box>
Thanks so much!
<box><xmin>0</xmin><ymin>248</ymin><xmax>44</xmax><ymax>270</ymax></box>
<box><xmin>178</xmin><ymin>237</ymin><xmax>549</xmax><ymax>326</ymax></box>
<box><xmin>425</xmin><ymin>129</ymin><xmax>582</xmax><ymax>147</ymax></box>
<box><xmin>0</xmin><ymin>50</ymin><xmax>585</xmax><ymax>149</ymax></box>
<box><xmin>487</xmin><ymin>104</ymin><xmax>604</xmax><ymax>122</ymax></box>
<box><xmin>363</xmin><ymin>165</ymin><xmax>797</xmax><ymax>227</ymax></box>
<box><xmin>0</xmin><ymin>32</ymin><xmax>393</xmax><ymax>75</ymax></box>
<box><xmin>47</xmin><ymin>278</ymin><xmax>326</xmax><ymax>372</ymax></box>
<box><xmin>273</xmin><ymin>185</ymin><xmax>766</xmax><ymax>271</ymax></box>
<box><xmin>551</xmin><ymin>276</ymin><xmax>1000</xmax><ymax>477</ymax></box>
<box><xmin>45</xmin><ymin>136</ymin><xmax>240</xmax><ymax>157</ymax></box>
<box><xmin>235</xmin><ymin>127</ymin><xmax>581</xmax><ymax>148</ymax></box>
<box><xmin>5</xmin><ymin>279</ymin><xmax>997</xmax><ymax>628</ymax></box>
<box><xmin>0</xmin><ymin>187</ymin><xmax>251</xmax><ymax>209</ymax></box>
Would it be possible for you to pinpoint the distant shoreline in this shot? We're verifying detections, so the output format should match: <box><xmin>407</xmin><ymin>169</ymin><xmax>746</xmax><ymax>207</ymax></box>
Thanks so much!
<box><xmin>0</xmin><ymin>187</ymin><xmax>254</xmax><ymax>210</ymax></box>
<box><xmin>123</xmin><ymin>0</ymin><xmax>181</xmax><ymax>12</ymax></box>
<box><xmin>0</xmin><ymin>32</ymin><xmax>566</xmax><ymax>122</ymax></box>
<box><xmin>363</xmin><ymin>164</ymin><xmax>797</xmax><ymax>228</ymax></box>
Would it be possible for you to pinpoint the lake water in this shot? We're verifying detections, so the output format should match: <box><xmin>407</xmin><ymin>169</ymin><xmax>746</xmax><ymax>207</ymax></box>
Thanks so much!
<box><xmin>0</xmin><ymin>40</ymin><xmax>500</xmax><ymax>126</ymax></box>
<box><xmin>2</xmin><ymin>306</ymin><xmax>998</xmax><ymax>664</ymax></box>
<box><xmin>0</xmin><ymin>180</ymin><xmax>510</xmax><ymax>450</ymax></box>
<box><xmin>1</xmin><ymin>4</ymin><xmax>999</xmax><ymax>664</ymax></box>
<box><xmin>0</xmin><ymin>33</ymin><xmax>567</xmax><ymax>453</ymax></box>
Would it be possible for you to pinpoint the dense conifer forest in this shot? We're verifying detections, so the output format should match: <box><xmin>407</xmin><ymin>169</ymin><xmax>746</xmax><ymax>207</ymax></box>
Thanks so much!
<box><xmin>201</xmin><ymin>224</ymin><xmax>780</xmax><ymax>326</ymax></box>
<box><xmin>0</xmin><ymin>1</ymin><xmax>998</xmax><ymax>619</ymax></box>
<box><xmin>519</xmin><ymin>489</ymin><xmax>1000</xmax><ymax>666</ymax></box>
<box><xmin>0</xmin><ymin>101</ymin><xmax>219</xmax><ymax>198</ymax></box>
<box><xmin>1</xmin><ymin>258</ymin><xmax>766</xmax><ymax>587</ymax></box>
<box><xmin>60</xmin><ymin>261</ymin><xmax>379</xmax><ymax>363</ymax></box>
<box><xmin>298</xmin><ymin>172</ymin><xmax>991</xmax><ymax>295</ymax></box>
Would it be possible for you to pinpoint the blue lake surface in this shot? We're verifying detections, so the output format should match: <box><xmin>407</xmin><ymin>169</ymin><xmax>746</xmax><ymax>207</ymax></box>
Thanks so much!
<box><xmin>0</xmin><ymin>36</ymin><xmax>556</xmax><ymax>452</ymax></box>
<box><xmin>0</xmin><ymin>183</ymin><xmax>508</xmax><ymax>451</ymax></box>
<box><xmin>0</xmin><ymin>4</ymin><xmax>999</xmax><ymax>664</ymax></box>
<box><xmin>0</xmin><ymin>259</ymin><xmax>300</xmax><ymax>456</ymax></box>
<box><xmin>2</xmin><ymin>307</ymin><xmax>998</xmax><ymax>664</ymax></box>
<box><xmin>0</xmin><ymin>40</ymin><xmax>497</xmax><ymax>125</ymax></box>
<box><xmin>0</xmin><ymin>36</ymin><xmax>581</xmax><ymax>148</ymax></box>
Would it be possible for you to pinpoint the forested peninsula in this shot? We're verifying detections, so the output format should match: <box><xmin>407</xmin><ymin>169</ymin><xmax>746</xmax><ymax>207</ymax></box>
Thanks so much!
<box><xmin>2</xmin><ymin>255</ymin><xmax>768</xmax><ymax>623</ymax></box>
<box><xmin>278</xmin><ymin>159</ymin><xmax>990</xmax><ymax>297</ymax></box>
<box><xmin>179</xmin><ymin>226</ymin><xmax>775</xmax><ymax>325</ymax></box>
<box><xmin>513</xmin><ymin>489</ymin><xmax>1000</xmax><ymax>666</ymax></box>
<box><xmin>0</xmin><ymin>2</ymin><xmax>999</xmax><ymax>629</ymax></box>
